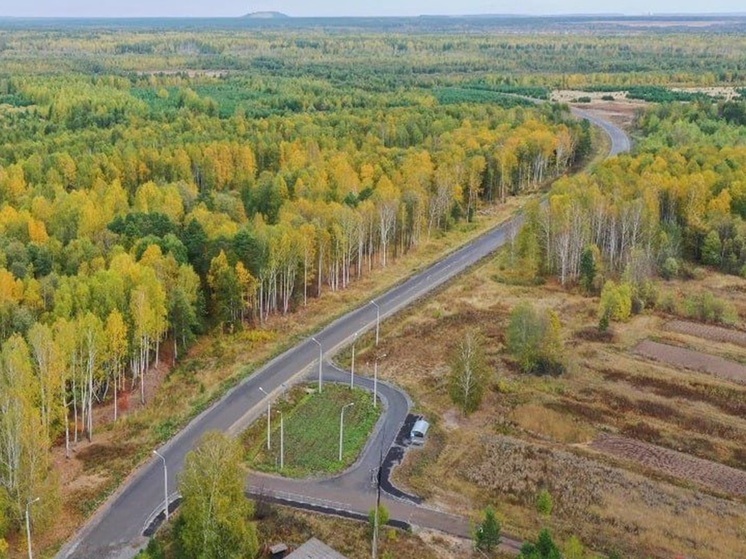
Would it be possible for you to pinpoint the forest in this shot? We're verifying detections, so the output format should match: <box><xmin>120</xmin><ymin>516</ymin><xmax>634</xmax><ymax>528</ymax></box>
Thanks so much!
<box><xmin>508</xmin><ymin>101</ymin><xmax>746</xmax><ymax>294</ymax></box>
<box><xmin>0</xmin><ymin>26</ymin><xmax>593</xmax><ymax>553</ymax></box>
<box><xmin>1</xmin><ymin>17</ymin><xmax>746</xmax><ymax>559</ymax></box>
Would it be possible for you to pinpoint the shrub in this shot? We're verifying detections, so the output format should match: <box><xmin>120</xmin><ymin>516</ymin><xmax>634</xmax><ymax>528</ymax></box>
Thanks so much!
<box><xmin>134</xmin><ymin>538</ymin><xmax>165</xmax><ymax>559</ymax></box>
<box><xmin>507</xmin><ymin>303</ymin><xmax>564</xmax><ymax>376</ymax></box>
<box><xmin>658</xmin><ymin>289</ymin><xmax>739</xmax><ymax>325</ymax></box>
<box><xmin>536</xmin><ymin>489</ymin><xmax>554</xmax><ymax>517</ymax></box>
<box><xmin>368</xmin><ymin>504</ymin><xmax>390</xmax><ymax>534</ymax></box>
<box><xmin>657</xmin><ymin>290</ymin><xmax>679</xmax><ymax>314</ymax></box>
<box><xmin>599</xmin><ymin>281</ymin><xmax>632</xmax><ymax>323</ymax></box>
<box><xmin>564</xmin><ymin>535</ymin><xmax>586</xmax><ymax>559</ymax></box>
<box><xmin>661</xmin><ymin>257</ymin><xmax>680</xmax><ymax>280</ymax></box>
<box><xmin>683</xmin><ymin>291</ymin><xmax>738</xmax><ymax>325</ymax></box>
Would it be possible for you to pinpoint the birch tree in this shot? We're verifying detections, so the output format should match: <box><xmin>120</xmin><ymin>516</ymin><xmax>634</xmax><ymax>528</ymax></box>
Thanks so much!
<box><xmin>374</xmin><ymin>175</ymin><xmax>399</xmax><ymax>268</ymax></box>
<box><xmin>178</xmin><ymin>432</ymin><xmax>258</xmax><ymax>559</ymax></box>
<box><xmin>449</xmin><ymin>330</ymin><xmax>489</xmax><ymax>414</ymax></box>
<box><xmin>105</xmin><ymin>310</ymin><xmax>128</xmax><ymax>421</ymax></box>
<box><xmin>27</xmin><ymin>323</ymin><xmax>63</xmax><ymax>442</ymax></box>
<box><xmin>0</xmin><ymin>335</ymin><xmax>58</xmax><ymax>530</ymax></box>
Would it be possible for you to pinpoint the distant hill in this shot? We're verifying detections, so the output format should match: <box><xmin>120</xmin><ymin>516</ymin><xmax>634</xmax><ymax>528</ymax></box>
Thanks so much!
<box><xmin>242</xmin><ymin>11</ymin><xmax>289</xmax><ymax>19</ymax></box>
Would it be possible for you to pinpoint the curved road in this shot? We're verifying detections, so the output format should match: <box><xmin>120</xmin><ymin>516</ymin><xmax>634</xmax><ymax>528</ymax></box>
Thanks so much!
<box><xmin>58</xmin><ymin>108</ymin><xmax>630</xmax><ymax>559</ymax></box>
<box><xmin>572</xmin><ymin>106</ymin><xmax>632</xmax><ymax>156</ymax></box>
<box><xmin>247</xmin><ymin>365</ymin><xmax>526</xmax><ymax>554</ymax></box>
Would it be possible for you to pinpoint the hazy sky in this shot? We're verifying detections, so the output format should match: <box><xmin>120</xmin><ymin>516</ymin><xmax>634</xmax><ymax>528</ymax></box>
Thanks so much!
<box><xmin>3</xmin><ymin>1</ymin><xmax>745</xmax><ymax>18</ymax></box>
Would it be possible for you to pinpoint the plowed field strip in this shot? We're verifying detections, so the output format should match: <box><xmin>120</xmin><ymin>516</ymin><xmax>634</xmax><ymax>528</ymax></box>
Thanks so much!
<box><xmin>666</xmin><ymin>320</ymin><xmax>746</xmax><ymax>347</ymax></box>
<box><xmin>590</xmin><ymin>435</ymin><xmax>746</xmax><ymax>497</ymax></box>
<box><xmin>635</xmin><ymin>340</ymin><xmax>746</xmax><ymax>384</ymax></box>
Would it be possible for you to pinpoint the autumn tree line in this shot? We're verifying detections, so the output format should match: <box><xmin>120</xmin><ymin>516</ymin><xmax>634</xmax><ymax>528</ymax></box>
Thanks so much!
<box><xmin>451</xmin><ymin>99</ymin><xmax>746</xmax><ymax>423</ymax></box>
<box><xmin>505</xmin><ymin>100</ymin><xmax>746</xmax><ymax>320</ymax></box>
<box><xmin>0</xmin><ymin>70</ymin><xmax>586</xmax><ymax>547</ymax></box>
<box><xmin>3</xmin><ymin>23</ymin><xmax>746</xmax><ymax>89</ymax></box>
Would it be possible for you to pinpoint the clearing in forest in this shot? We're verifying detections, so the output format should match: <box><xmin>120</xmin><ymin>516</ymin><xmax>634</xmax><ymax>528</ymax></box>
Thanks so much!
<box><xmin>634</xmin><ymin>339</ymin><xmax>746</xmax><ymax>384</ymax></box>
<box><xmin>590</xmin><ymin>435</ymin><xmax>746</xmax><ymax>497</ymax></box>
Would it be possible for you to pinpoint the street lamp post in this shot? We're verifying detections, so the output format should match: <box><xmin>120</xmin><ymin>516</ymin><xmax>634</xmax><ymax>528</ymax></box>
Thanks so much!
<box><xmin>258</xmin><ymin>387</ymin><xmax>271</xmax><ymax>450</ymax></box>
<box><xmin>372</xmin><ymin>503</ymin><xmax>379</xmax><ymax>559</ymax></box>
<box><xmin>312</xmin><ymin>337</ymin><xmax>323</xmax><ymax>392</ymax></box>
<box><xmin>277</xmin><ymin>410</ymin><xmax>284</xmax><ymax>470</ymax></box>
<box><xmin>152</xmin><ymin>450</ymin><xmax>168</xmax><ymax>522</ymax></box>
<box><xmin>339</xmin><ymin>403</ymin><xmax>355</xmax><ymax>461</ymax></box>
<box><xmin>370</xmin><ymin>300</ymin><xmax>380</xmax><ymax>346</ymax></box>
<box><xmin>350</xmin><ymin>332</ymin><xmax>358</xmax><ymax>389</ymax></box>
<box><xmin>373</xmin><ymin>360</ymin><xmax>378</xmax><ymax>409</ymax></box>
<box><xmin>25</xmin><ymin>497</ymin><xmax>39</xmax><ymax>559</ymax></box>
<box><xmin>373</xmin><ymin>354</ymin><xmax>386</xmax><ymax>409</ymax></box>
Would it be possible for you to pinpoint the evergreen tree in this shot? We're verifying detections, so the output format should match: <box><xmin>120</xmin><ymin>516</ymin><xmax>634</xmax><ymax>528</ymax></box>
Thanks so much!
<box><xmin>701</xmin><ymin>230</ymin><xmax>722</xmax><ymax>267</ymax></box>
<box><xmin>475</xmin><ymin>506</ymin><xmax>501</xmax><ymax>553</ymax></box>
<box><xmin>519</xmin><ymin>528</ymin><xmax>562</xmax><ymax>559</ymax></box>
<box><xmin>579</xmin><ymin>245</ymin><xmax>597</xmax><ymax>293</ymax></box>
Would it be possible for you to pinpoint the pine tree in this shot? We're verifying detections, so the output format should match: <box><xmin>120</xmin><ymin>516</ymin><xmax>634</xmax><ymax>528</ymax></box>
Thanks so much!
<box><xmin>475</xmin><ymin>506</ymin><xmax>501</xmax><ymax>553</ymax></box>
<box><xmin>579</xmin><ymin>245</ymin><xmax>597</xmax><ymax>293</ymax></box>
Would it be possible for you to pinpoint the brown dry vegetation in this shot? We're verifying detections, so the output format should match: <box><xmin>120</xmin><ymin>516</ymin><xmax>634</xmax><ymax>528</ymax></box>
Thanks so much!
<box><xmin>635</xmin><ymin>339</ymin><xmax>746</xmax><ymax>384</ymax></box>
<box><xmin>347</xmin><ymin>258</ymin><xmax>746</xmax><ymax>559</ymax></box>
<box><xmin>149</xmin><ymin>505</ymin><xmax>486</xmax><ymax>559</ymax></box>
<box><xmin>589</xmin><ymin>435</ymin><xmax>746</xmax><ymax>497</ymax></box>
<box><xmin>254</xmin><ymin>506</ymin><xmax>482</xmax><ymax>559</ymax></box>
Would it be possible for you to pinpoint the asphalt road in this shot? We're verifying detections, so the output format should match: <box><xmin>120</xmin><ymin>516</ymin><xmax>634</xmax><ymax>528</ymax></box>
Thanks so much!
<box><xmin>58</xmin><ymin>109</ymin><xmax>630</xmax><ymax>559</ymax></box>
<box><xmin>247</xmin><ymin>366</ymin><xmax>527</xmax><ymax>554</ymax></box>
<box><xmin>572</xmin><ymin>106</ymin><xmax>632</xmax><ymax>156</ymax></box>
<box><xmin>245</xmin><ymin>366</ymin><xmax>413</xmax><ymax>501</ymax></box>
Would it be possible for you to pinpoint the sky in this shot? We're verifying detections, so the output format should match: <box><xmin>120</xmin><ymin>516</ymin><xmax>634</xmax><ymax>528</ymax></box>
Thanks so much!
<box><xmin>2</xmin><ymin>1</ymin><xmax>745</xmax><ymax>18</ymax></box>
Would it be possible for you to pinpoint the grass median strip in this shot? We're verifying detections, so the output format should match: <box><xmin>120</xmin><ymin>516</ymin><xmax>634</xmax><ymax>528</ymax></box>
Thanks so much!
<box><xmin>242</xmin><ymin>384</ymin><xmax>381</xmax><ymax>477</ymax></box>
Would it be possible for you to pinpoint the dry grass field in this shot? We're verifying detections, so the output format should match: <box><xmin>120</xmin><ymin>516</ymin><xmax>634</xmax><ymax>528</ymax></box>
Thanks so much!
<box><xmin>347</xmin><ymin>258</ymin><xmax>746</xmax><ymax>558</ymax></box>
<box><xmin>148</xmin><ymin>504</ymin><xmax>481</xmax><ymax>559</ymax></box>
<box><xmin>254</xmin><ymin>506</ymin><xmax>477</xmax><ymax>559</ymax></box>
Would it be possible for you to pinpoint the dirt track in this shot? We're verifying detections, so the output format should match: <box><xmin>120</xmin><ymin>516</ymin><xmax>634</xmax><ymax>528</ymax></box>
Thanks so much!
<box><xmin>591</xmin><ymin>435</ymin><xmax>746</xmax><ymax>497</ymax></box>
<box><xmin>635</xmin><ymin>339</ymin><xmax>746</xmax><ymax>384</ymax></box>
<box><xmin>666</xmin><ymin>320</ymin><xmax>746</xmax><ymax>347</ymax></box>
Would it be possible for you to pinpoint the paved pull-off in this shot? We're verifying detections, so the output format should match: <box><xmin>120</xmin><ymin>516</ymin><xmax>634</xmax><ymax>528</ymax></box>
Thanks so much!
<box><xmin>58</xmin><ymin>108</ymin><xmax>630</xmax><ymax>559</ymax></box>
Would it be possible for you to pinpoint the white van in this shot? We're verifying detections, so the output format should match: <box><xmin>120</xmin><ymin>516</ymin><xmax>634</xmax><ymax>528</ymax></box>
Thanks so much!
<box><xmin>410</xmin><ymin>419</ymin><xmax>430</xmax><ymax>446</ymax></box>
